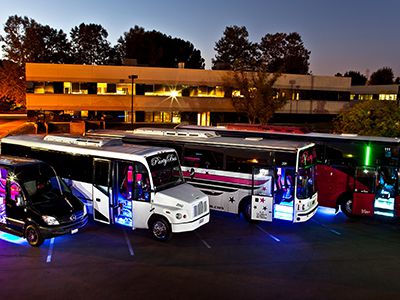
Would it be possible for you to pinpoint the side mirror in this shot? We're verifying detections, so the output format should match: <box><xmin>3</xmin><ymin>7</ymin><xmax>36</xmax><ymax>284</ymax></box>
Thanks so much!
<box><xmin>15</xmin><ymin>196</ymin><xmax>25</xmax><ymax>207</ymax></box>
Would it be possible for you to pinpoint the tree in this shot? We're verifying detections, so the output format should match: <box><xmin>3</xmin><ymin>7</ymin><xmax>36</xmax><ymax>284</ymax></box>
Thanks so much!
<box><xmin>70</xmin><ymin>23</ymin><xmax>114</xmax><ymax>65</ymax></box>
<box><xmin>225</xmin><ymin>71</ymin><xmax>286</xmax><ymax>124</ymax></box>
<box><xmin>333</xmin><ymin>100</ymin><xmax>400</xmax><ymax>137</ymax></box>
<box><xmin>343</xmin><ymin>70</ymin><xmax>368</xmax><ymax>85</ymax></box>
<box><xmin>0</xmin><ymin>15</ymin><xmax>71</xmax><ymax>66</ymax></box>
<box><xmin>212</xmin><ymin>25</ymin><xmax>259</xmax><ymax>71</ymax></box>
<box><xmin>259</xmin><ymin>32</ymin><xmax>310</xmax><ymax>74</ymax></box>
<box><xmin>0</xmin><ymin>60</ymin><xmax>25</xmax><ymax>110</ymax></box>
<box><xmin>117</xmin><ymin>26</ymin><xmax>205</xmax><ymax>68</ymax></box>
<box><xmin>369</xmin><ymin>67</ymin><xmax>394</xmax><ymax>85</ymax></box>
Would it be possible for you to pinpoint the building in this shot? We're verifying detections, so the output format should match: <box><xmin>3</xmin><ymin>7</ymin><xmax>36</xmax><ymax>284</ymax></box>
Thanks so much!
<box><xmin>350</xmin><ymin>84</ymin><xmax>400</xmax><ymax>102</ymax></box>
<box><xmin>25</xmin><ymin>63</ymin><xmax>351</xmax><ymax>126</ymax></box>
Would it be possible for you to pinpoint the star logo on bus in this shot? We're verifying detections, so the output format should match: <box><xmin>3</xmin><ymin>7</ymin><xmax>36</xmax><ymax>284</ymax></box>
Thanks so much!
<box><xmin>260</xmin><ymin>198</ymin><xmax>265</xmax><ymax>203</ymax></box>
<box><xmin>229</xmin><ymin>197</ymin><xmax>235</xmax><ymax>203</ymax></box>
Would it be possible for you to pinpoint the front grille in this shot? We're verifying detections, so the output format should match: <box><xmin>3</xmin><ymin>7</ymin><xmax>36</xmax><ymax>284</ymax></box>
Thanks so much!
<box><xmin>193</xmin><ymin>200</ymin><xmax>208</xmax><ymax>218</ymax></box>
<box><xmin>58</xmin><ymin>210</ymin><xmax>84</xmax><ymax>224</ymax></box>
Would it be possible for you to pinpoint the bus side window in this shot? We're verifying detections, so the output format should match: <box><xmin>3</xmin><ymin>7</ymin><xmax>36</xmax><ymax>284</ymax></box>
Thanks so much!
<box><xmin>183</xmin><ymin>148</ymin><xmax>223</xmax><ymax>170</ymax></box>
<box><xmin>133</xmin><ymin>162</ymin><xmax>150</xmax><ymax>202</ymax></box>
<box><xmin>119</xmin><ymin>163</ymin><xmax>133</xmax><ymax>200</ymax></box>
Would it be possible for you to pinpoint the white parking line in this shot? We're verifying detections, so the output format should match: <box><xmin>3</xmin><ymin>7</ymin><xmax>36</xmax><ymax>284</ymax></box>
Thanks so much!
<box><xmin>195</xmin><ymin>232</ymin><xmax>211</xmax><ymax>249</ymax></box>
<box><xmin>311</xmin><ymin>219</ymin><xmax>342</xmax><ymax>236</ymax></box>
<box><xmin>123</xmin><ymin>230</ymin><xmax>135</xmax><ymax>256</ymax></box>
<box><xmin>256</xmin><ymin>225</ymin><xmax>281</xmax><ymax>242</ymax></box>
<box><xmin>46</xmin><ymin>238</ymin><xmax>55</xmax><ymax>263</ymax></box>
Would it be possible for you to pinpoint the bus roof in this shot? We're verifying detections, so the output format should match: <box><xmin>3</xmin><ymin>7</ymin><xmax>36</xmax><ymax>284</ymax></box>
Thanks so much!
<box><xmin>178</xmin><ymin>125</ymin><xmax>400</xmax><ymax>145</ymax></box>
<box><xmin>88</xmin><ymin>128</ymin><xmax>315</xmax><ymax>152</ymax></box>
<box><xmin>1</xmin><ymin>134</ymin><xmax>177</xmax><ymax>160</ymax></box>
<box><xmin>0</xmin><ymin>155</ymin><xmax>44</xmax><ymax>167</ymax></box>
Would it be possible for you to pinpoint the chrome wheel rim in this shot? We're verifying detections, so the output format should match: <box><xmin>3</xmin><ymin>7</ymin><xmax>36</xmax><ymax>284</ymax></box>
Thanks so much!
<box><xmin>153</xmin><ymin>221</ymin><xmax>167</xmax><ymax>239</ymax></box>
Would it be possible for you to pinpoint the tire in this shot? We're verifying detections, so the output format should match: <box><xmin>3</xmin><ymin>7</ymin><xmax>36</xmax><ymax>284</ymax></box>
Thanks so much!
<box><xmin>25</xmin><ymin>224</ymin><xmax>44</xmax><ymax>247</ymax></box>
<box><xmin>240</xmin><ymin>197</ymin><xmax>256</xmax><ymax>223</ymax></box>
<box><xmin>340</xmin><ymin>198</ymin><xmax>354</xmax><ymax>218</ymax></box>
<box><xmin>150</xmin><ymin>217</ymin><xmax>172</xmax><ymax>241</ymax></box>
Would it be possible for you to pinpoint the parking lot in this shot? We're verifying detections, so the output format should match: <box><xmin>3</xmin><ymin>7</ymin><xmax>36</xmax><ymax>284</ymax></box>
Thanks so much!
<box><xmin>1</xmin><ymin>208</ymin><xmax>400</xmax><ymax>300</ymax></box>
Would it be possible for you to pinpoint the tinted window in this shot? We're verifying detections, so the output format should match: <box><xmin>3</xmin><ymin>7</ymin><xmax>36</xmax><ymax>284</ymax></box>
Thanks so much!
<box><xmin>183</xmin><ymin>147</ymin><xmax>223</xmax><ymax>169</ymax></box>
<box><xmin>225</xmin><ymin>148</ymin><xmax>272</xmax><ymax>174</ymax></box>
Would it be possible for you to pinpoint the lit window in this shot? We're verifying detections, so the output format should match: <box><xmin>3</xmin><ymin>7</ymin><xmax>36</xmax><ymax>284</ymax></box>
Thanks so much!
<box><xmin>379</xmin><ymin>94</ymin><xmax>397</xmax><ymax>101</ymax></box>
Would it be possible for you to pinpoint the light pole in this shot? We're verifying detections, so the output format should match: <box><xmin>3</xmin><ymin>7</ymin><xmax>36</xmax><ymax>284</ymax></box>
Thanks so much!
<box><xmin>128</xmin><ymin>74</ymin><xmax>138</xmax><ymax>129</ymax></box>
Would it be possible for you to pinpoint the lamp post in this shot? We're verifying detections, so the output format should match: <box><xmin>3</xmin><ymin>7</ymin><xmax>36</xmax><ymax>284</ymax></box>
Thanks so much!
<box><xmin>128</xmin><ymin>74</ymin><xmax>138</xmax><ymax>129</ymax></box>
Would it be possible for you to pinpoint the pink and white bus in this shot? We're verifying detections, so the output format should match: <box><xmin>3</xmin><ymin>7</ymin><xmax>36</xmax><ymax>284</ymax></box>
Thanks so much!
<box><xmin>88</xmin><ymin>128</ymin><xmax>318</xmax><ymax>223</ymax></box>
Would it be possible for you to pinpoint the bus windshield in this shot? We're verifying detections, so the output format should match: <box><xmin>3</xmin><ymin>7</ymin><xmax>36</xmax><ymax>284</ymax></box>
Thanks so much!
<box><xmin>15</xmin><ymin>163</ymin><xmax>68</xmax><ymax>204</ymax></box>
<box><xmin>296</xmin><ymin>147</ymin><xmax>316</xmax><ymax>199</ymax></box>
<box><xmin>147</xmin><ymin>152</ymin><xmax>184</xmax><ymax>191</ymax></box>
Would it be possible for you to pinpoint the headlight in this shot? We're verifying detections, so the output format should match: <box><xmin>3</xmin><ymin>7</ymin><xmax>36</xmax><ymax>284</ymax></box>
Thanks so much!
<box><xmin>42</xmin><ymin>215</ymin><xmax>59</xmax><ymax>225</ymax></box>
<box><xmin>175</xmin><ymin>212</ymin><xmax>187</xmax><ymax>220</ymax></box>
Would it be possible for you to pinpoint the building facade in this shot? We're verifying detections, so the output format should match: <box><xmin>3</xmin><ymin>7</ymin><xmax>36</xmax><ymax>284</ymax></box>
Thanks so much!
<box><xmin>26</xmin><ymin>63</ymin><xmax>352</xmax><ymax>125</ymax></box>
<box><xmin>350</xmin><ymin>84</ymin><xmax>400</xmax><ymax>102</ymax></box>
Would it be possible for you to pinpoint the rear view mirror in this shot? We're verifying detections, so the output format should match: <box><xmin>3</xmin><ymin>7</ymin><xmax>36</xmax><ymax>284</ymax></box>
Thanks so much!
<box><xmin>15</xmin><ymin>196</ymin><xmax>25</xmax><ymax>207</ymax></box>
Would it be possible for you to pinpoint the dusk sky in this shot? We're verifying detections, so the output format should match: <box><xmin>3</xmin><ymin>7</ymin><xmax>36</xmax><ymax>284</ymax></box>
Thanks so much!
<box><xmin>1</xmin><ymin>0</ymin><xmax>399</xmax><ymax>77</ymax></box>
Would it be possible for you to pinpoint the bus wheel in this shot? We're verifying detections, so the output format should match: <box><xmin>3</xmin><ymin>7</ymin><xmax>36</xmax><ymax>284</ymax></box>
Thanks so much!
<box><xmin>25</xmin><ymin>224</ymin><xmax>44</xmax><ymax>247</ymax></box>
<box><xmin>340</xmin><ymin>198</ymin><xmax>354</xmax><ymax>217</ymax></box>
<box><xmin>150</xmin><ymin>218</ymin><xmax>172</xmax><ymax>241</ymax></box>
<box><xmin>240</xmin><ymin>198</ymin><xmax>254</xmax><ymax>222</ymax></box>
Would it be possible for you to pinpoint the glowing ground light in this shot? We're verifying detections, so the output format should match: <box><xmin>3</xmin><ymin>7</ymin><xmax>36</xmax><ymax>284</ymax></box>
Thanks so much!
<box><xmin>0</xmin><ymin>232</ymin><xmax>26</xmax><ymax>245</ymax></box>
<box><xmin>317</xmin><ymin>206</ymin><xmax>338</xmax><ymax>216</ymax></box>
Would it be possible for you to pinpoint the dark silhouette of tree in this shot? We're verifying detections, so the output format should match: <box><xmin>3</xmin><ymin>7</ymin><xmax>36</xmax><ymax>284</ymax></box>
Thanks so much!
<box><xmin>0</xmin><ymin>60</ymin><xmax>25</xmax><ymax>110</ymax></box>
<box><xmin>0</xmin><ymin>15</ymin><xmax>71</xmax><ymax>66</ymax></box>
<box><xmin>334</xmin><ymin>100</ymin><xmax>400</xmax><ymax>137</ymax></box>
<box><xmin>259</xmin><ymin>32</ymin><xmax>310</xmax><ymax>74</ymax></box>
<box><xmin>212</xmin><ymin>25</ymin><xmax>259</xmax><ymax>71</ymax></box>
<box><xmin>369</xmin><ymin>67</ymin><xmax>394</xmax><ymax>85</ymax></box>
<box><xmin>117</xmin><ymin>25</ymin><xmax>204</xmax><ymax>68</ymax></box>
<box><xmin>342</xmin><ymin>70</ymin><xmax>368</xmax><ymax>85</ymax></box>
<box><xmin>224</xmin><ymin>71</ymin><xmax>286</xmax><ymax>124</ymax></box>
<box><xmin>395</xmin><ymin>77</ymin><xmax>400</xmax><ymax>84</ymax></box>
<box><xmin>70</xmin><ymin>23</ymin><xmax>115</xmax><ymax>65</ymax></box>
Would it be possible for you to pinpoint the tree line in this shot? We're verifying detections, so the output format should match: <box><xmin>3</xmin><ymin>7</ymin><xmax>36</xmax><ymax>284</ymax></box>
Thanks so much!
<box><xmin>0</xmin><ymin>15</ymin><xmax>399</xmax><ymax>136</ymax></box>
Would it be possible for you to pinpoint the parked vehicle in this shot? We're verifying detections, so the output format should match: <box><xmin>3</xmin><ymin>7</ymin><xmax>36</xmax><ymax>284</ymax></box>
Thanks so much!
<box><xmin>1</xmin><ymin>134</ymin><xmax>209</xmax><ymax>241</ymax></box>
<box><xmin>88</xmin><ymin>128</ymin><xmax>318</xmax><ymax>223</ymax></box>
<box><xmin>179</xmin><ymin>124</ymin><xmax>400</xmax><ymax>218</ymax></box>
<box><xmin>0</xmin><ymin>155</ymin><xmax>87</xmax><ymax>247</ymax></box>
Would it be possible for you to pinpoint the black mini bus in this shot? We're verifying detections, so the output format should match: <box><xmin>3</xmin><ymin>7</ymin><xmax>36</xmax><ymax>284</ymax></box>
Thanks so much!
<box><xmin>0</xmin><ymin>156</ymin><xmax>88</xmax><ymax>247</ymax></box>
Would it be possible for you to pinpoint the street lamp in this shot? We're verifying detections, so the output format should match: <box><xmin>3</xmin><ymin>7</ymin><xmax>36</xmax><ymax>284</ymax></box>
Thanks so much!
<box><xmin>128</xmin><ymin>74</ymin><xmax>138</xmax><ymax>129</ymax></box>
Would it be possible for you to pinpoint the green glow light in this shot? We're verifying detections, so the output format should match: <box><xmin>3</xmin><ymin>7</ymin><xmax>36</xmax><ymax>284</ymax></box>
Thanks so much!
<box><xmin>365</xmin><ymin>145</ymin><xmax>371</xmax><ymax>166</ymax></box>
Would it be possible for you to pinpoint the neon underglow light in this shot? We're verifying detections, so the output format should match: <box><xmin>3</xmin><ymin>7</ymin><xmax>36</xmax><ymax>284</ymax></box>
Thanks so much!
<box><xmin>365</xmin><ymin>145</ymin><xmax>371</xmax><ymax>166</ymax></box>
<box><xmin>317</xmin><ymin>206</ymin><xmax>338</xmax><ymax>216</ymax></box>
<box><xmin>0</xmin><ymin>232</ymin><xmax>26</xmax><ymax>245</ymax></box>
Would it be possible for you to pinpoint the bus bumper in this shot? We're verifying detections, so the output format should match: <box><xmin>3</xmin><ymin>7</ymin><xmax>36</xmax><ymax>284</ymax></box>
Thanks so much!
<box><xmin>39</xmin><ymin>215</ymin><xmax>88</xmax><ymax>238</ymax></box>
<box><xmin>293</xmin><ymin>194</ymin><xmax>318</xmax><ymax>223</ymax></box>
<box><xmin>171</xmin><ymin>213</ymin><xmax>210</xmax><ymax>233</ymax></box>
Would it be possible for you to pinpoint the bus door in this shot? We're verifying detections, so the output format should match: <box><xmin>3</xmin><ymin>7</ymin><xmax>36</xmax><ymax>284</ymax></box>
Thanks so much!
<box><xmin>374</xmin><ymin>166</ymin><xmax>397</xmax><ymax>217</ymax></box>
<box><xmin>251</xmin><ymin>167</ymin><xmax>274</xmax><ymax>221</ymax></box>
<box><xmin>93</xmin><ymin>158</ymin><xmax>112</xmax><ymax>224</ymax></box>
<box><xmin>352</xmin><ymin>167</ymin><xmax>376</xmax><ymax>216</ymax></box>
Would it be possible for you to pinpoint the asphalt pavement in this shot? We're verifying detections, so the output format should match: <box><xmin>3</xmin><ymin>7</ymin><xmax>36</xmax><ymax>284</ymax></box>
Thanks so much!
<box><xmin>1</xmin><ymin>208</ymin><xmax>400</xmax><ymax>300</ymax></box>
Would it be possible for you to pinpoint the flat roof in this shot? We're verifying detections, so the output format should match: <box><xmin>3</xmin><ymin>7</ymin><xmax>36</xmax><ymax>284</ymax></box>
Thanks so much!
<box><xmin>180</xmin><ymin>125</ymin><xmax>400</xmax><ymax>144</ymax></box>
<box><xmin>88</xmin><ymin>129</ymin><xmax>315</xmax><ymax>152</ymax></box>
<box><xmin>1</xmin><ymin>134</ymin><xmax>176</xmax><ymax>160</ymax></box>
